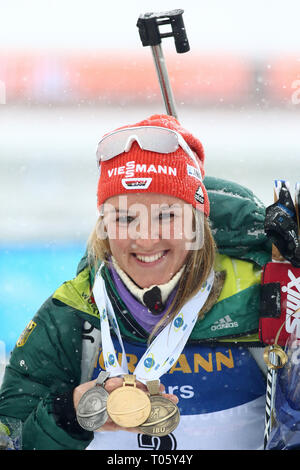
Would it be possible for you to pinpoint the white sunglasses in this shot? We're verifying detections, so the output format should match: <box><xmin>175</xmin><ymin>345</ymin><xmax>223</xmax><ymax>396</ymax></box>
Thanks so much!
<box><xmin>96</xmin><ymin>125</ymin><xmax>201</xmax><ymax>176</ymax></box>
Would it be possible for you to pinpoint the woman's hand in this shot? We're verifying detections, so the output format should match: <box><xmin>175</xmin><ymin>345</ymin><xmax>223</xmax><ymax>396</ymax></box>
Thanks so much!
<box><xmin>73</xmin><ymin>376</ymin><xmax>178</xmax><ymax>433</ymax></box>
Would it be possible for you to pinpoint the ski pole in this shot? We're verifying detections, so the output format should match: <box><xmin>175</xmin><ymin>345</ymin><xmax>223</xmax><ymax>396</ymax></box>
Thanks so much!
<box><xmin>264</xmin><ymin>350</ymin><xmax>279</xmax><ymax>448</ymax></box>
<box><xmin>137</xmin><ymin>9</ymin><xmax>190</xmax><ymax>119</ymax></box>
<box><xmin>295</xmin><ymin>182</ymin><xmax>300</xmax><ymax>258</ymax></box>
<box><xmin>263</xmin><ymin>321</ymin><xmax>288</xmax><ymax>448</ymax></box>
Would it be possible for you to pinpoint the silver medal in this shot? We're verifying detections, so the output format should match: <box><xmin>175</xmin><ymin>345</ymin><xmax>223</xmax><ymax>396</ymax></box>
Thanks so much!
<box><xmin>76</xmin><ymin>371</ymin><xmax>110</xmax><ymax>431</ymax></box>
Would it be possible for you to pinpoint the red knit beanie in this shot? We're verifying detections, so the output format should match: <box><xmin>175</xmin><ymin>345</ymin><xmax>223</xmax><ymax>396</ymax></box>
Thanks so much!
<box><xmin>97</xmin><ymin>114</ymin><xmax>209</xmax><ymax>216</ymax></box>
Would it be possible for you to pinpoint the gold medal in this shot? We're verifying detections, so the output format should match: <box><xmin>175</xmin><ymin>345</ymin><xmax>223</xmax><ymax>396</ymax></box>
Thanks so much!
<box><xmin>138</xmin><ymin>380</ymin><xmax>180</xmax><ymax>437</ymax></box>
<box><xmin>107</xmin><ymin>374</ymin><xmax>151</xmax><ymax>427</ymax></box>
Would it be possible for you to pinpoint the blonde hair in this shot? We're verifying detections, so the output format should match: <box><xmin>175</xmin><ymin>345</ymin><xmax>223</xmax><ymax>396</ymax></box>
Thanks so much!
<box><xmin>87</xmin><ymin>209</ymin><xmax>219</xmax><ymax>343</ymax></box>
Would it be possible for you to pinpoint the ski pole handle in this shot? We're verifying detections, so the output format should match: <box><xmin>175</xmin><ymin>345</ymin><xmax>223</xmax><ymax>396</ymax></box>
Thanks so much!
<box><xmin>137</xmin><ymin>9</ymin><xmax>190</xmax><ymax>119</ymax></box>
<box><xmin>137</xmin><ymin>9</ymin><xmax>190</xmax><ymax>53</ymax></box>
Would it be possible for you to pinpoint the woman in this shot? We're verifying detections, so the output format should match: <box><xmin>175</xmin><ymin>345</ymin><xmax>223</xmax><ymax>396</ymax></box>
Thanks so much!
<box><xmin>0</xmin><ymin>114</ymin><xmax>271</xmax><ymax>450</ymax></box>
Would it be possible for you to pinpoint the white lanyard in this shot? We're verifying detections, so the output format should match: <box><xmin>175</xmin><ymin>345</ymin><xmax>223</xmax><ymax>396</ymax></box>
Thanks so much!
<box><xmin>92</xmin><ymin>265</ymin><xmax>214</xmax><ymax>384</ymax></box>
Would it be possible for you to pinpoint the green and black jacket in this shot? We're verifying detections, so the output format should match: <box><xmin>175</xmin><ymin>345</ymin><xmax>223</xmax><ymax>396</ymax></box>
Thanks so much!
<box><xmin>0</xmin><ymin>177</ymin><xmax>271</xmax><ymax>450</ymax></box>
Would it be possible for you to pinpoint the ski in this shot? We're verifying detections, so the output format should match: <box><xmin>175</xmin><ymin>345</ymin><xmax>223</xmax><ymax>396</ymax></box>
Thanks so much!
<box><xmin>263</xmin><ymin>180</ymin><xmax>300</xmax><ymax>448</ymax></box>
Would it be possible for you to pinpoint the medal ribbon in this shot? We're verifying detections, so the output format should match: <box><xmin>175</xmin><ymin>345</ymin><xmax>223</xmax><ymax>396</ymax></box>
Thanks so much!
<box><xmin>94</xmin><ymin>271</ymin><xmax>129</xmax><ymax>376</ymax></box>
<box><xmin>93</xmin><ymin>264</ymin><xmax>214</xmax><ymax>384</ymax></box>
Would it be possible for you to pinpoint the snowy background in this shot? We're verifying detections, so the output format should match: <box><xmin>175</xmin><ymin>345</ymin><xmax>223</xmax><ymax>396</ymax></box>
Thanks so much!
<box><xmin>0</xmin><ymin>0</ymin><xmax>300</xmax><ymax>373</ymax></box>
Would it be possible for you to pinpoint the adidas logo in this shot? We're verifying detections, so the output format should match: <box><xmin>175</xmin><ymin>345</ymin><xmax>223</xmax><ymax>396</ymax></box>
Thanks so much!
<box><xmin>211</xmin><ymin>315</ymin><xmax>239</xmax><ymax>331</ymax></box>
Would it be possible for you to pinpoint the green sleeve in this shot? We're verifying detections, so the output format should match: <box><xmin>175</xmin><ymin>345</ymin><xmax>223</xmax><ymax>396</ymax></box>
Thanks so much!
<box><xmin>204</xmin><ymin>175</ymin><xmax>272</xmax><ymax>266</ymax></box>
<box><xmin>0</xmin><ymin>297</ymin><xmax>93</xmax><ymax>450</ymax></box>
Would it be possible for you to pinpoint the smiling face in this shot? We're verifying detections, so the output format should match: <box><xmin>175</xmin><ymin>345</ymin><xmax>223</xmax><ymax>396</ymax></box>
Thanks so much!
<box><xmin>102</xmin><ymin>193</ymin><xmax>196</xmax><ymax>288</ymax></box>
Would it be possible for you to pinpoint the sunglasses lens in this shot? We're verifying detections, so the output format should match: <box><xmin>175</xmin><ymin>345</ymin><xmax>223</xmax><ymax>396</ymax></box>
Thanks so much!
<box><xmin>97</xmin><ymin>127</ymin><xmax>179</xmax><ymax>162</ymax></box>
<box><xmin>140</xmin><ymin>127</ymin><xmax>179</xmax><ymax>153</ymax></box>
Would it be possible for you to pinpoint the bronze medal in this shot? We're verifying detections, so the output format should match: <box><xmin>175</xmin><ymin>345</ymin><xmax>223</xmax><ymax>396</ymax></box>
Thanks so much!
<box><xmin>138</xmin><ymin>380</ymin><xmax>180</xmax><ymax>437</ymax></box>
<box><xmin>106</xmin><ymin>374</ymin><xmax>151</xmax><ymax>428</ymax></box>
